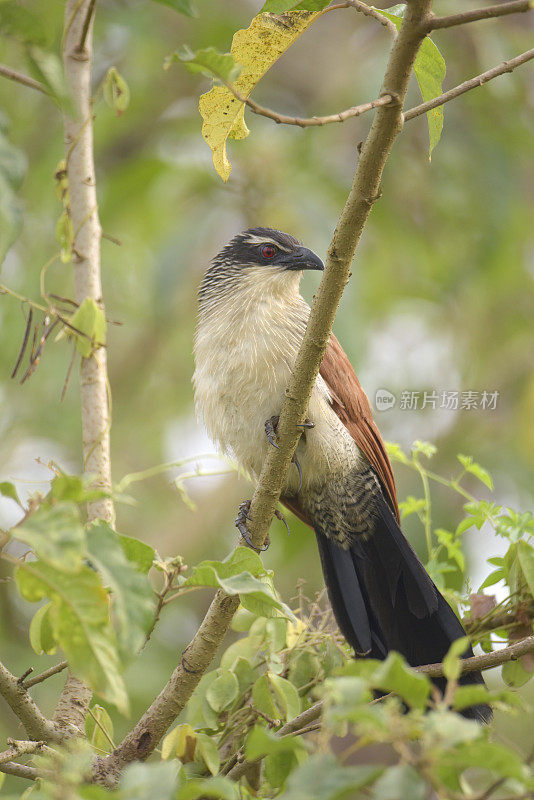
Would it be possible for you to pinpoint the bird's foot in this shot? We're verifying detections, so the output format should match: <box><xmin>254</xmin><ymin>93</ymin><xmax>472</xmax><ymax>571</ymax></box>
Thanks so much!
<box><xmin>274</xmin><ymin>508</ymin><xmax>291</xmax><ymax>537</ymax></box>
<box><xmin>235</xmin><ymin>500</ymin><xmax>269</xmax><ymax>552</ymax></box>
<box><xmin>264</xmin><ymin>414</ymin><xmax>313</xmax><ymax>495</ymax></box>
<box><xmin>265</xmin><ymin>415</ymin><xmax>280</xmax><ymax>449</ymax></box>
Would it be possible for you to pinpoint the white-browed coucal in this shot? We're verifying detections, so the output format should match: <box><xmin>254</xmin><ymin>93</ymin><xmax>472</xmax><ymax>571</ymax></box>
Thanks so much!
<box><xmin>193</xmin><ymin>227</ymin><xmax>490</xmax><ymax>722</ymax></box>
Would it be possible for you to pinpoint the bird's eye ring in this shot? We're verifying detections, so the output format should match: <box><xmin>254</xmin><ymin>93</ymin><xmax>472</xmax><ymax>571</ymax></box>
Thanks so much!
<box><xmin>262</xmin><ymin>245</ymin><xmax>276</xmax><ymax>259</ymax></box>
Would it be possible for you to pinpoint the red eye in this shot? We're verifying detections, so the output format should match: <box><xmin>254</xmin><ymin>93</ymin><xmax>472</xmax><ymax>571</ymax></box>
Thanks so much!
<box><xmin>262</xmin><ymin>245</ymin><xmax>276</xmax><ymax>259</ymax></box>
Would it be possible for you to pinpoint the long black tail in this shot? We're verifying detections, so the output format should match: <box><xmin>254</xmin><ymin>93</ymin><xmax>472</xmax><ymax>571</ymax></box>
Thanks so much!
<box><xmin>314</xmin><ymin>493</ymin><xmax>491</xmax><ymax>722</ymax></box>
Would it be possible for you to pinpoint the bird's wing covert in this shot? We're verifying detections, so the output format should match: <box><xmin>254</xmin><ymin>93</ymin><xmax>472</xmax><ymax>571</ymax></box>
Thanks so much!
<box><xmin>319</xmin><ymin>334</ymin><xmax>400</xmax><ymax>521</ymax></box>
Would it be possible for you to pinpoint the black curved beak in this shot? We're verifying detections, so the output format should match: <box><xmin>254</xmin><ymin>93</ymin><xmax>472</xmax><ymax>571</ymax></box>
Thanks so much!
<box><xmin>284</xmin><ymin>246</ymin><xmax>324</xmax><ymax>272</ymax></box>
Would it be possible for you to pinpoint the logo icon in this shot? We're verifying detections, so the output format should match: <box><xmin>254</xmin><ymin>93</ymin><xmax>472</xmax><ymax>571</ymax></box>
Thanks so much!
<box><xmin>375</xmin><ymin>388</ymin><xmax>396</xmax><ymax>411</ymax></box>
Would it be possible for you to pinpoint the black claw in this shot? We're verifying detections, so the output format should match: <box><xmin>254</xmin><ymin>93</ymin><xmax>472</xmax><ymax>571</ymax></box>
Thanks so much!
<box><xmin>238</xmin><ymin>500</ymin><xmax>251</xmax><ymax>521</ymax></box>
<box><xmin>235</xmin><ymin>500</ymin><xmax>269</xmax><ymax>552</ymax></box>
<box><xmin>293</xmin><ymin>454</ymin><xmax>303</xmax><ymax>494</ymax></box>
<box><xmin>296</xmin><ymin>418</ymin><xmax>315</xmax><ymax>429</ymax></box>
<box><xmin>265</xmin><ymin>415</ymin><xmax>280</xmax><ymax>449</ymax></box>
<box><xmin>274</xmin><ymin>508</ymin><xmax>291</xmax><ymax>537</ymax></box>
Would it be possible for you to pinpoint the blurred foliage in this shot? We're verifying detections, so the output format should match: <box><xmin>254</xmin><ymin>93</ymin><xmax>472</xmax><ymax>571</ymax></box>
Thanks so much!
<box><xmin>0</xmin><ymin>0</ymin><xmax>533</xmax><ymax>795</ymax></box>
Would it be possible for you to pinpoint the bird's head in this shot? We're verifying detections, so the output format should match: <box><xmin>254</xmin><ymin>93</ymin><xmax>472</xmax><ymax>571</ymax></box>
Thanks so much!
<box><xmin>199</xmin><ymin>227</ymin><xmax>324</xmax><ymax>311</ymax></box>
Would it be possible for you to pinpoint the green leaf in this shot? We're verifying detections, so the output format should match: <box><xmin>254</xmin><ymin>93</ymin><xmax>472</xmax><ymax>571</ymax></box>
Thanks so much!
<box><xmin>442</xmin><ymin>636</ymin><xmax>470</xmax><ymax>682</ymax></box>
<box><xmin>375</xmin><ymin>9</ymin><xmax>445</xmax><ymax>158</ymax></box>
<box><xmin>206</xmin><ymin>669</ymin><xmax>239</xmax><ymax>712</ymax></box>
<box><xmin>246</xmin><ymin>725</ymin><xmax>305</xmax><ymax>788</ymax></box>
<box><xmin>87</xmin><ymin>521</ymin><xmax>155</xmax><ymax>660</ymax></box>
<box><xmin>69</xmin><ymin>298</ymin><xmax>107</xmax><ymax>357</ymax></box>
<box><xmin>232</xmin><ymin>656</ymin><xmax>257</xmax><ymax>693</ymax></box>
<box><xmin>117</xmin><ymin>534</ymin><xmax>155</xmax><ymax>573</ymax></box>
<box><xmin>16</xmin><ymin>503</ymin><xmax>86</xmax><ymax>572</ymax></box>
<box><xmin>385</xmin><ymin>442</ymin><xmax>410</xmax><ymax>465</ymax></box>
<box><xmin>437</xmin><ymin>741</ymin><xmax>529</xmax><ymax>788</ymax></box>
<box><xmin>502</xmin><ymin>659</ymin><xmax>533</xmax><ymax>688</ymax></box>
<box><xmin>195</xmin><ymin>732</ymin><xmax>220</xmax><ymax>776</ymax></box>
<box><xmin>269</xmin><ymin>673</ymin><xmax>301</xmax><ymax>720</ymax></box>
<box><xmin>186</xmin><ymin>672</ymin><xmax>221</xmax><ymax>730</ymax></box>
<box><xmin>373</xmin><ymin>764</ymin><xmax>426</xmax><ymax>800</ymax></box>
<box><xmin>29</xmin><ymin>602</ymin><xmax>57</xmax><ymax>655</ymax></box>
<box><xmin>183</xmin><ymin>548</ymin><xmax>295</xmax><ymax>620</ymax></box>
<box><xmin>252</xmin><ymin>674</ymin><xmax>279</xmax><ymax>720</ymax></box>
<box><xmin>85</xmin><ymin>704</ymin><xmax>114</xmax><ymax>755</ymax></box>
<box><xmin>478</xmin><ymin>568</ymin><xmax>503</xmax><ymax>590</ymax></box>
<box><xmin>411</xmin><ymin>439</ymin><xmax>437</xmax><ymax>459</ymax></box>
<box><xmin>15</xmin><ymin>559</ymin><xmax>128</xmax><ymax>713</ymax></box>
<box><xmin>119</xmin><ymin>761</ymin><xmax>180</xmax><ymax>800</ymax></box>
<box><xmin>0</xmin><ymin>481</ymin><xmax>21</xmax><ymax>504</ymax></box>
<box><xmin>435</xmin><ymin>528</ymin><xmax>465</xmax><ymax>572</ymax></box>
<box><xmin>265</xmin><ymin>750</ymin><xmax>299</xmax><ymax>789</ymax></box>
<box><xmin>517</xmin><ymin>540</ymin><xmax>534</xmax><ymax>596</ymax></box>
<box><xmin>288</xmin><ymin>649</ymin><xmax>320</xmax><ymax>689</ymax></box>
<box><xmin>176</xmin><ymin>776</ymin><xmax>239</xmax><ymax>800</ymax></box>
<box><xmin>398</xmin><ymin>495</ymin><xmax>426</xmax><ymax>519</ymax></box>
<box><xmin>26</xmin><ymin>47</ymin><xmax>70</xmax><ymax>108</ymax></box>
<box><xmin>168</xmin><ymin>45</ymin><xmax>242</xmax><ymax>84</ymax></box>
<box><xmin>103</xmin><ymin>67</ymin><xmax>130</xmax><ymax>116</ymax></box>
<box><xmin>371</xmin><ymin>652</ymin><xmax>430</xmax><ymax>709</ymax></box>
<box><xmin>246</xmin><ymin>724</ymin><xmax>305</xmax><ymax>760</ymax></box>
<box><xmin>457</xmin><ymin>454</ymin><xmax>494</xmax><ymax>490</ymax></box>
<box><xmin>151</xmin><ymin>0</ymin><xmax>197</xmax><ymax>17</ymax></box>
<box><xmin>50</xmin><ymin>472</ymin><xmax>109</xmax><ymax>504</ymax></box>
<box><xmin>421</xmin><ymin>709</ymin><xmax>482</xmax><ymax>749</ymax></box>
<box><xmin>282</xmin><ymin>753</ymin><xmax>383</xmax><ymax>800</ymax></box>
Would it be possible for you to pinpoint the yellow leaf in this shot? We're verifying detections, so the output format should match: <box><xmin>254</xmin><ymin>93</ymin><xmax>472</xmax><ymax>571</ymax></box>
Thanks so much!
<box><xmin>161</xmin><ymin>723</ymin><xmax>197</xmax><ymax>762</ymax></box>
<box><xmin>200</xmin><ymin>11</ymin><xmax>321</xmax><ymax>181</ymax></box>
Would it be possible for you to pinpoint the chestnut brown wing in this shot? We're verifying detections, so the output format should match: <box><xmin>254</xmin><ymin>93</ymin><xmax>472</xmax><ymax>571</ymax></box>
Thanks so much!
<box><xmin>318</xmin><ymin>333</ymin><xmax>399</xmax><ymax>520</ymax></box>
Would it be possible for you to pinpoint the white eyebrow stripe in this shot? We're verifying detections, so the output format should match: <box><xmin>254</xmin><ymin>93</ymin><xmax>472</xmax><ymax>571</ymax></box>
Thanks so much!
<box><xmin>243</xmin><ymin>235</ymin><xmax>293</xmax><ymax>252</ymax></box>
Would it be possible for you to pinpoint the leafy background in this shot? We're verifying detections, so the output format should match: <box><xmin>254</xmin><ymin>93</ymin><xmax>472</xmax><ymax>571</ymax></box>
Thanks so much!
<box><xmin>0</xmin><ymin>0</ymin><xmax>533</xmax><ymax>789</ymax></box>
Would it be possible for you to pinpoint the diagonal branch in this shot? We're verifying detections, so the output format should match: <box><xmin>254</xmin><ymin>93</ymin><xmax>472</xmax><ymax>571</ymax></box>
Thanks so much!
<box><xmin>0</xmin><ymin>64</ymin><xmax>47</xmax><ymax>95</ymax></box>
<box><xmin>427</xmin><ymin>0</ymin><xmax>531</xmax><ymax>31</ymax></box>
<box><xmin>404</xmin><ymin>48</ymin><xmax>534</xmax><ymax>122</ymax></box>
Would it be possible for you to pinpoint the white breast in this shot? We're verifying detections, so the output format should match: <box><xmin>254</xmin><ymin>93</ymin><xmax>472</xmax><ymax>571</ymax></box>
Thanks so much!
<box><xmin>193</xmin><ymin>270</ymin><xmax>360</xmax><ymax>492</ymax></box>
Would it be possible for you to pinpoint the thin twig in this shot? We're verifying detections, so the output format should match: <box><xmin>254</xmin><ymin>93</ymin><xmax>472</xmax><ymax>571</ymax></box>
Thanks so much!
<box><xmin>0</xmin><ymin>64</ymin><xmax>48</xmax><ymax>95</ymax></box>
<box><xmin>224</xmin><ymin>83</ymin><xmax>394</xmax><ymax>128</ymax></box>
<box><xmin>404</xmin><ymin>48</ymin><xmax>534</xmax><ymax>122</ymax></box>
<box><xmin>23</xmin><ymin>661</ymin><xmax>69</xmax><ymax>689</ymax></box>
<box><xmin>427</xmin><ymin>0</ymin><xmax>531</xmax><ymax>31</ymax></box>
<box><xmin>76</xmin><ymin>0</ymin><xmax>96</xmax><ymax>52</ymax></box>
<box><xmin>11</xmin><ymin>307</ymin><xmax>33</xmax><ymax>379</ymax></box>
<box><xmin>217</xmin><ymin>0</ymin><xmax>397</xmax><ymax>129</ymax></box>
